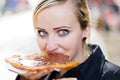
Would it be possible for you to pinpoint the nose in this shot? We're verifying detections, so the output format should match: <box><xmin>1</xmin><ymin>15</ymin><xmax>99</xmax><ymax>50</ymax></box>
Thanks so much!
<box><xmin>45</xmin><ymin>36</ymin><xmax>58</xmax><ymax>52</ymax></box>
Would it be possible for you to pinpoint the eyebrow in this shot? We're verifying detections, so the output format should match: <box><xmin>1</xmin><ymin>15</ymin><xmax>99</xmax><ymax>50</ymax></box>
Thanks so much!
<box><xmin>53</xmin><ymin>26</ymin><xmax>71</xmax><ymax>30</ymax></box>
<box><xmin>36</xmin><ymin>27</ymin><xmax>45</xmax><ymax>30</ymax></box>
<box><xmin>36</xmin><ymin>26</ymin><xmax>71</xmax><ymax>30</ymax></box>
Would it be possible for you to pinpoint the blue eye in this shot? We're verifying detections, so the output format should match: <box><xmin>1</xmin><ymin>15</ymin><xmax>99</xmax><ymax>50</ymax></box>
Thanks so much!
<box><xmin>38</xmin><ymin>30</ymin><xmax>48</xmax><ymax>37</ymax></box>
<box><xmin>59</xmin><ymin>29</ymin><xmax>69</xmax><ymax>36</ymax></box>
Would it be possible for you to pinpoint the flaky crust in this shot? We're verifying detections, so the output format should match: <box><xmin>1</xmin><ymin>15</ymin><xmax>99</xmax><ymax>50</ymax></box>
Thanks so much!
<box><xmin>5</xmin><ymin>53</ymin><xmax>79</xmax><ymax>71</ymax></box>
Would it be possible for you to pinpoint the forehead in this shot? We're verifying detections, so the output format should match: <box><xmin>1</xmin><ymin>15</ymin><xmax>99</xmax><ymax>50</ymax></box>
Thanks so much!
<box><xmin>35</xmin><ymin>1</ymin><xmax>79</xmax><ymax>28</ymax></box>
<box><xmin>38</xmin><ymin>1</ymin><xmax>75</xmax><ymax>17</ymax></box>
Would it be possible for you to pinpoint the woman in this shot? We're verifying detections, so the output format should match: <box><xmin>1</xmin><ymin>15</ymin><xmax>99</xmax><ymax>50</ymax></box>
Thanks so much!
<box><xmin>16</xmin><ymin>0</ymin><xmax>120</xmax><ymax>80</ymax></box>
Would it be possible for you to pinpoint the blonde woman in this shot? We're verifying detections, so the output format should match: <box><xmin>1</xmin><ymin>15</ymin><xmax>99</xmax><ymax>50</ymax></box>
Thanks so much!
<box><xmin>16</xmin><ymin>0</ymin><xmax>120</xmax><ymax>80</ymax></box>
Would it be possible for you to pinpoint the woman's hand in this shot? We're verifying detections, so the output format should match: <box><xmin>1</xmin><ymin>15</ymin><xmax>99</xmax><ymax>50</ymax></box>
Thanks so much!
<box><xmin>20</xmin><ymin>69</ymin><xmax>53</xmax><ymax>80</ymax></box>
<box><xmin>55</xmin><ymin>78</ymin><xmax>77</xmax><ymax>80</ymax></box>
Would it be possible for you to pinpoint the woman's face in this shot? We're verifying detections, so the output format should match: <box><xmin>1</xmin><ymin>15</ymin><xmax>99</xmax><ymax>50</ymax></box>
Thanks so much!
<box><xmin>34</xmin><ymin>2</ymin><xmax>89</xmax><ymax>59</ymax></box>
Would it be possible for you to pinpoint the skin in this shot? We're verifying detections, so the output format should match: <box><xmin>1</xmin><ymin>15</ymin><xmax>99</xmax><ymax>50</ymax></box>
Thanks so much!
<box><xmin>35</xmin><ymin>1</ymin><xmax>90</xmax><ymax>61</ymax></box>
<box><xmin>21</xmin><ymin>1</ymin><xmax>90</xmax><ymax>80</ymax></box>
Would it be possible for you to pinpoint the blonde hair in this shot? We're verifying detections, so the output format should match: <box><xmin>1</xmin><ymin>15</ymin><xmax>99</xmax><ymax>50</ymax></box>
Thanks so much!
<box><xmin>33</xmin><ymin>0</ymin><xmax>90</xmax><ymax>30</ymax></box>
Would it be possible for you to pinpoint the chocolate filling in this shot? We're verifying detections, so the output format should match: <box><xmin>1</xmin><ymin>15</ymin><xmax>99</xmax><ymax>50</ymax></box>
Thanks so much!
<box><xmin>33</xmin><ymin>54</ymin><xmax>70</xmax><ymax>67</ymax></box>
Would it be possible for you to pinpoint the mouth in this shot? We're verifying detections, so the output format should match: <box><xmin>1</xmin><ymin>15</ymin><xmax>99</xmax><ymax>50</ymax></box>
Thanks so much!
<box><xmin>45</xmin><ymin>51</ymin><xmax>71</xmax><ymax>59</ymax></box>
<box><xmin>47</xmin><ymin>51</ymin><xmax>62</xmax><ymax>55</ymax></box>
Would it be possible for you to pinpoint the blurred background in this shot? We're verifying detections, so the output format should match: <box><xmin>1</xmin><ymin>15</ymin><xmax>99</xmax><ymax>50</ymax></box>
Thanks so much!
<box><xmin>89</xmin><ymin>0</ymin><xmax>120</xmax><ymax>66</ymax></box>
<box><xmin>0</xmin><ymin>0</ymin><xmax>120</xmax><ymax>80</ymax></box>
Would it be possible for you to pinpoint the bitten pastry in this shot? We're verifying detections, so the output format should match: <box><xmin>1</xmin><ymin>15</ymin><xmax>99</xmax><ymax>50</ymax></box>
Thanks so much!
<box><xmin>5</xmin><ymin>53</ymin><xmax>79</xmax><ymax>72</ymax></box>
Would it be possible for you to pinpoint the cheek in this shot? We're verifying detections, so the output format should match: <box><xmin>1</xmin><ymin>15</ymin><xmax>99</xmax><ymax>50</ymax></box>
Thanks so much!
<box><xmin>37</xmin><ymin>37</ymin><xmax>46</xmax><ymax>52</ymax></box>
<box><xmin>59</xmin><ymin>34</ymin><xmax>83</xmax><ymax>57</ymax></box>
<box><xmin>69</xmin><ymin>37</ymin><xmax>82</xmax><ymax>57</ymax></box>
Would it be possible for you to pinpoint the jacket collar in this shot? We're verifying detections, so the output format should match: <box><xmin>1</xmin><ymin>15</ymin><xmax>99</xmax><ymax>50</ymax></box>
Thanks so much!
<box><xmin>61</xmin><ymin>44</ymin><xmax>105</xmax><ymax>80</ymax></box>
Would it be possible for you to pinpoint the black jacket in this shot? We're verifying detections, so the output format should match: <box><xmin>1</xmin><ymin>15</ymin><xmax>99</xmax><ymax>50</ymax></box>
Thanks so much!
<box><xmin>16</xmin><ymin>44</ymin><xmax>120</xmax><ymax>80</ymax></box>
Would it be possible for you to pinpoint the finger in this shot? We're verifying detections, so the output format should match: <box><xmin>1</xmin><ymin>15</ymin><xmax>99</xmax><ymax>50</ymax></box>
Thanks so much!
<box><xmin>21</xmin><ymin>69</ymin><xmax>54</xmax><ymax>80</ymax></box>
<box><xmin>30</xmin><ymin>69</ymin><xmax>54</xmax><ymax>80</ymax></box>
<box><xmin>20</xmin><ymin>70</ymin><xmax>38</xmax><ymax>79</ymax></box>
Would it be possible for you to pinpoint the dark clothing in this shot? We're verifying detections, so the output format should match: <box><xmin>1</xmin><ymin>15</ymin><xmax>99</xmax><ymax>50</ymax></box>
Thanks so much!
<box><xmin>16</xmin><ymin>44</ymin><xmax>120</xmax><ymax>80</ymax></box>
<box><xmin>60</xmin><ymin>44</ymin><xmax>120</xmax><ymax>80</ymax></box>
